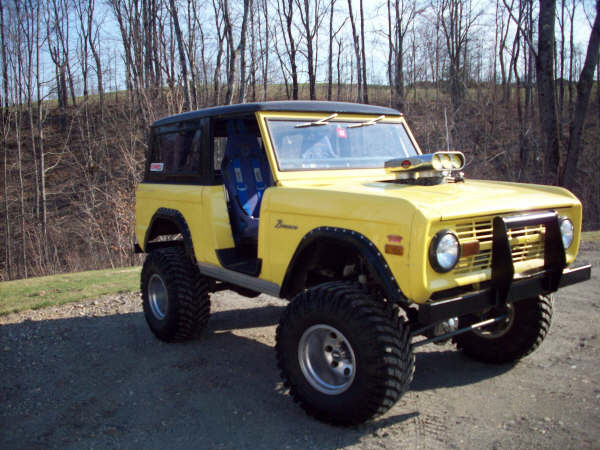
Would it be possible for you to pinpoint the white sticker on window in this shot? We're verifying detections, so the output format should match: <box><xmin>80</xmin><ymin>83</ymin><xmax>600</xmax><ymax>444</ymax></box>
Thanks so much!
<box><xmin>150</xmin><ymin>162</ymin><xmax>164</xmax><ymax>172</ymax></box>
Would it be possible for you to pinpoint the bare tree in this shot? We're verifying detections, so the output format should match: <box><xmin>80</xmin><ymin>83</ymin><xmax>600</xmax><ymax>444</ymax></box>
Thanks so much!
<box><xmin>211</xmin><ymin>0</ymin><xmax>226</xmax><ymax>104</ymax></box>
<box><xmin>562</xmin><ymin>0</ymin><xmax>600</xmax><ymax>190</ymax></box>
<box><xmin>359</xmin><ymin>0</ymin><xmax>368</xmax><ymax>103</ymax></box>
<box><xmin>496</xmin><ymin>0</ymin><xmax>513</xmax><ymax>101</ymax></box>
<box><xmin>537</xmin><ymin>0</ymin><xmax>561</xmax><ymax>183</ymax></box>
<box><xmin>347</xmin><ymin>0</ymin><xmax>362</xmax><ymax>102</ymax></box>
<box><xmin>237</xmin><ymin>0</ymin><xmax>253</xmax><ymax>103</ymax></box>
<box><xmin>168</xmin><ymin>0</ymin><xmax>192</xmax><ymax>110</ymax></box>
<box><xmin>277</xmin><ymin>0</ymin><xmax>299</xmax><ymax>99</ymax></box>
<box><xmin>437</xmin><ymin>0</ymin><xmax>479</xmax><ymax>114</ymax></box>
<box><xmin>222</xmin><ymin>0</ymin><xmax>252</xmax><ymax>104</ymax></box>
<box><xmin>296</xmin><ymin>0</ymin><xmax>325</xmax><ymax>100</ymax></box>
<box><xmin>258</xmin><ymin>0</ymin><xmax>270</xmax><ymax>100</ymax></box>
<box><xmin>388</xmin><ymin>0</ymin><xmax>419</xmax><ymax>111</ymax></box>
<box><xmin>0</xmin><ymin>0</ymin><xmax>11</xmax><ymax>279</ymax></box>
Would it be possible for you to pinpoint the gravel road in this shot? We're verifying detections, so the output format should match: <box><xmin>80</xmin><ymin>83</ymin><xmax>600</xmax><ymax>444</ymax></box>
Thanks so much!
<box><xmin>1</xmin><ymin>246</ymin><xmax>599</xmax><ymax>449</ymax></box>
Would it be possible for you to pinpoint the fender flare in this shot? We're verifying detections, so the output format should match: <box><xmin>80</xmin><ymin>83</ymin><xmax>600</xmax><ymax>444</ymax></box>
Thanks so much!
<box><xmin>280</xmin><ymin>227</ymin><xmax>408</xmax><ymax>304</ymax></box>
<box><xmin>144</xmin><ymin>208</ymin><xmax>196</xmax><ymax>262</ymax></box>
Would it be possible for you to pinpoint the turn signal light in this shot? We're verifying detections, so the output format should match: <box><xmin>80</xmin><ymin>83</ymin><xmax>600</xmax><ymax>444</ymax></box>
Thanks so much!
<box><xmin>385</xmin><ymin>244</ymin><xmax>404</xmax><ymax>256</ymax></box>
<box><xmin>461</xmin><ymin>240</ymin><xmax>480</xmax><ymax>257</ymax></box>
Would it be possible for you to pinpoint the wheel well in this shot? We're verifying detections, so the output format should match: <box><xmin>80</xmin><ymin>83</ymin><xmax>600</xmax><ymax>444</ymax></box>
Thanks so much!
<box><xmin>144</xmin><ymin>209</ymin><xmax>195</xmax><ymax>261</ymax></box>
<box><xmin>281</xmin><ymin>239</ymin><xmax>364</xmax><ymax>299</ymax></box>
<box><xmin>280</xmin><ymin>229</ymin><xmax>405</xmax><ymax>304</ymax></box>
<box><xmin>147</xmin><ymin>217</ymin><xmax>181</xmax><ymax>241</ymax></box>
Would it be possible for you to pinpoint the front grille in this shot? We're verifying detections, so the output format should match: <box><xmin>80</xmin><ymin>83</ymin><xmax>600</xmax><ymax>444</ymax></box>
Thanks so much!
<box><xmin>453</xmin><ymin>217</ymin><xmax>545</xmax><ymax>275</ymax></box>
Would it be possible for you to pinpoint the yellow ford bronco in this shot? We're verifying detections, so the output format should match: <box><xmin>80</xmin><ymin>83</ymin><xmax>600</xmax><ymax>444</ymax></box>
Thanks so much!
<box><xmin>135</xmin><ymin>101</ymin><xmax>591</xmax><ymax>425</ymax></box>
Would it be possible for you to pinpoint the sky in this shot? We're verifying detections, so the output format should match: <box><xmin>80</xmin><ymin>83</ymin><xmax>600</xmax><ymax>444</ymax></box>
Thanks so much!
<box><xmin>30</xmin><ymin>0</ymin><xmax>599</xmax><ymax>99</ymax></box>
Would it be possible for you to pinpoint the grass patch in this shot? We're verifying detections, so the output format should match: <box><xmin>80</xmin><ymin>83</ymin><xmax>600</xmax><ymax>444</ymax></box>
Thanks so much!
<box><xmin>582</xmin><ymin>230</ymin><xmax>600</xmax><ymax>242</ymax></box>
<box><xmin>0</xmin><ymin>266</ymin><xmax>141</xmax><ymax>316</ymax></box>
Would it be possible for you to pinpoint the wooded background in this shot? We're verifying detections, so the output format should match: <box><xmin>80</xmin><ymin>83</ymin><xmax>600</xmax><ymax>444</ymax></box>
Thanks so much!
<box><xmin>1</xmin><ymin>0</ymin><xmax>599</xmax><ymax>281</ymax></box>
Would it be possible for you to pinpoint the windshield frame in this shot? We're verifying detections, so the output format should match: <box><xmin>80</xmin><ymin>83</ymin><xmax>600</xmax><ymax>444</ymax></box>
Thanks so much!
<box><xmin>261</xmin><ymin>113</ymin><xmax>422</xmax><ymax>174</ymax></box>
<box><xmin>255</xmin><ymin>111</ymin><xmax>423</xmax><ymax>183</ymax></box>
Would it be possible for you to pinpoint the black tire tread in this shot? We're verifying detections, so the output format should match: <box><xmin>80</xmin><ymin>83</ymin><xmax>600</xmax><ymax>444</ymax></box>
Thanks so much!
<box><xmin>454</xmin><ymin>295</ymin><xmax>553</xmax><ymax>364</ymax></box>
<box><xmin>141</xmin><ymin>247</ymin><xmax>210</xmax><ymax>342</ymax></box>
<box><xmin>276</xmin><ymin>281</ymin><xmax>414</xmax><ymax>426</ymax></box>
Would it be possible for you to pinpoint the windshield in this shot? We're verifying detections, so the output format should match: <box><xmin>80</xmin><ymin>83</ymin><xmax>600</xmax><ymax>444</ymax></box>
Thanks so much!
<box><xmin>266</xmin><ymin>119</ymin><xmax>419</xmax><ymax>171</ymax></box>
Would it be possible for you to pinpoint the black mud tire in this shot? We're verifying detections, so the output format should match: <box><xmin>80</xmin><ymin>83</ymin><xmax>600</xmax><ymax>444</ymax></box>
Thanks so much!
<box><xmin>141</xmin><ymin>247</ymin><xmax>210</xmax><ymax>342</ymax></box>
<box><xmin>454</xmin><ymin>295</ymin><xmax>553</xmax><ymax>364</ymax></box>
<box><xmin>275</xmin><ymin>281</ymin><xmax>414</xmax><ymax>426</ymax></box>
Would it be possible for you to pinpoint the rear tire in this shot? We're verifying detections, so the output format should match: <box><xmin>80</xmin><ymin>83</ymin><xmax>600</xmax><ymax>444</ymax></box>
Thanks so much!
<box><xmin>454</xmin><ymin>295</ymin><xmax>553</xmax><ymax>364</ymax></box>
<box><xmin>141</xmin><ymin>247</ymin><xmax>210</xmax><ymax>342</ymax></box>
<box><xmin>276</xmin><ymin>282</ymin><xmax>414</xmax><ymax>426</ymax></box>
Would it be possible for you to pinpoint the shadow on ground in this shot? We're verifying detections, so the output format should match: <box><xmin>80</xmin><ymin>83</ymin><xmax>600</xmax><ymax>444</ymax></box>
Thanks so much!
<box><xmin>0</xmin><ymin>304</ymin><xmax>509</xmax><ymax>449</ymax></box>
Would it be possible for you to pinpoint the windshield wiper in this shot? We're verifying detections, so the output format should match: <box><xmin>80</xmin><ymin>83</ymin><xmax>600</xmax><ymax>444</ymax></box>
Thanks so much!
<box><xmin>295</xmin><ymin>113</ymin><xmax>338</xmax><ymax>128</ymax></box>
<box><xmin>347</xmin><ymin>115</ymin><xmax>385</xmax><ymax>128</ymax></box>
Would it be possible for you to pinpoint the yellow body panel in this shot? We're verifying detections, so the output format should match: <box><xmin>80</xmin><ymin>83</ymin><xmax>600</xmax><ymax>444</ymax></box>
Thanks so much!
<box><xmin>257</xmin><ymin>179</ymin><xmax>581</xmax><ymax>302</ymax></box>
<box><xmin>136</xmin><ymin>109</ymin><xmax>585</xmax><ymax>304</ymax></box>
<box><xmin>136</xmin><ymin>184</ymin><xmax>234</xmax><ymax>265</ymax></box>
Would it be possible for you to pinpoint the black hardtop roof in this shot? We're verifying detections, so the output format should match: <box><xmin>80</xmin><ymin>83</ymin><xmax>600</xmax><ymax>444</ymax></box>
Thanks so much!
<box><xmin>151</xmin><ymin>101</ymin><xmax>402</xmax><ymax>127</ymax></box>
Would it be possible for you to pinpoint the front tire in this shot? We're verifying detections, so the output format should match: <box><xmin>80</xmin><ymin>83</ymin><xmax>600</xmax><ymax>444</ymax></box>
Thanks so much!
<box><xmin>141</xmin><ymin>247</ymin><xmax>210</xmax><ymax>342</ymax></box>
<box><xmin>454</xmin><ymin>295</ymin><xmax>553</xmax><ymax>364</ymax></box>
<box><xmin>276</xmin><ymin>282</ymin><xmax>414</xmax><ymax>426</ymax></box>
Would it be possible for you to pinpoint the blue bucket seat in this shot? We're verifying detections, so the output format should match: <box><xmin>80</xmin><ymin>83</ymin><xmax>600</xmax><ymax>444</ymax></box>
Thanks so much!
<box><xmin>221</xmin><ymin>120</ymin><xmax>271</xmax><ymax>243</ymax></box>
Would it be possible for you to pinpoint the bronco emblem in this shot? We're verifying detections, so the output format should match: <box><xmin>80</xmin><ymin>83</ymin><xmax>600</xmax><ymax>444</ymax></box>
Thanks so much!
<box><xmin>275</xmin><ymin>219</ymin><xmax>298</xmax><ymax>230</ymax></box>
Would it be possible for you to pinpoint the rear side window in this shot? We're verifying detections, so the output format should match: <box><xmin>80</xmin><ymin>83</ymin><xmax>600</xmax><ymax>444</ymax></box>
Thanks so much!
<box><xmin>146</xmin><ymin>118</ymin><xmax>212</xmax><ymax>184</ymax></box>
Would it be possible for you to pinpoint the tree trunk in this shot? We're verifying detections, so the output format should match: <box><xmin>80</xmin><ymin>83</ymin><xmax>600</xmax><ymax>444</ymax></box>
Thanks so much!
<box><xmin>347</xmin><ymin>0</ymin><xmax>362</xmax><ymax>102</ymax></box>
<box><xmin>301</xmin><ymin>0</ymin><xmax>316</xmax><ymax>100</ymax></box>
<box><xmin>359</xmin><ymin>0</ymin><xmax>368</xmax><ymax>103</ymax></box>
<box><xmin>168</xmin><ymin>0</ymin><xmax>191</xmax><ymax>110</ymax></box>
<box><xmin>237</xmin><ymin>0</ymin><xmax>252</xmax><ymax>103</ymax></box>
<box><xmin>279</xmin><ymin>0</ymin><xmax>299</xmax><ymax>100</ymax></box>
<box><xmin>391</xmin><ymin>0</ymin><xmax>405</xmax><ymax>111</ymax></box>
<box><xmin>327</xmin><ymin>0</ymin><xmax>335</xmax><ymax>100</ymax></box>
<box><xmin>0</xmin><ymin>0</ymin><xmax>11</xmax><ymax>278</ymax></box>
<box><xmin>87</xmin><ymin>0</ymin><xmax>104</xmax><ymax>108</ymax></box>
<box><xmin>568</xmin><ymin>1</ymin><xmax>576</xmax><ymax>116</ymax></box>
<box><xmin>223</xmin><ymin>0</ymin><xmax>251</xmax><ymax>105</ymax></box>
<box><xmin>536</xmin><ymin>0</ymin><xmax>561</xmax><ymax>184</ymax></box>
<box><xmin>561</xmin><ymin>0</ymin><xmax>600</xmax><ymax>190</ymax></box>
<box><xmin>261</xmin><ymin>0</ymin><xmax>269</xmax><ymax>100</ymax></box>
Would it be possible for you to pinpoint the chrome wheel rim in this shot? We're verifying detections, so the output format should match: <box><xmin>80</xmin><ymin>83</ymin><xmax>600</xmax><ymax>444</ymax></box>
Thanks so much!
<box><xmin>148</xmin><ymin>274</ymin><xmax>169</xmax><ymax>320</ymax></box>
<box><xmin>298</xmin><ymin>324</ymin><xmax>356</xmax><ymax>395</ymax></box>
<box><xmin>472</xmin><ymin>304</ymin><xmax>515</xmax><ymax>339</ymax></box>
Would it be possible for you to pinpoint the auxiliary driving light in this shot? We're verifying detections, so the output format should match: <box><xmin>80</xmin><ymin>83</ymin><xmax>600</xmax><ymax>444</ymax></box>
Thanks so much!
<box><xmin>431</xmin><ymin>152</ymin><xmax>465</xmax><ymax>171</ymax></box>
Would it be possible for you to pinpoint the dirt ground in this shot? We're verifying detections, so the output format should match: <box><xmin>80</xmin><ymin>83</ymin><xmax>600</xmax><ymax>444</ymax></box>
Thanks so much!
<box><xmin>1</xmin><ymin>246</ymin><xmax>599</xmax><ymax>449</ymax></box>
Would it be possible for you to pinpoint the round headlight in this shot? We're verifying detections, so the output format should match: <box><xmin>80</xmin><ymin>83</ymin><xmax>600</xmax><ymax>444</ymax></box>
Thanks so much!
<box><xmin>559</xmin><ymin>217</ymin><xmax>574</xmax><ymax>249</ymax></box>
<box><xmin>429</xmin><ymin>230</ymin><xmax>460</xmax><ymax>273</ymax></box>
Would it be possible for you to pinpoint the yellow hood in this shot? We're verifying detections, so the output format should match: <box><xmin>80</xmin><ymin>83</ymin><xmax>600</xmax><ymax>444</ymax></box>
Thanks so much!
<box><xmin>283</xmin><ymin>178</ymin><xmax>581</xmax><ymax>221</ymax></box>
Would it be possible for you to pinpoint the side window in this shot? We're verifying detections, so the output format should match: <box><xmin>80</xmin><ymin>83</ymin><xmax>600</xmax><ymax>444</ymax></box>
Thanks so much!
<box><xmin>146</xmin><ymin>119</ymin><xmax>211</xmax><ymax>183</ymax></box>
<box><xmin>210</xmin><ymin>116</ymin><xmax>272</xmax><ymax>186</ymax></box>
